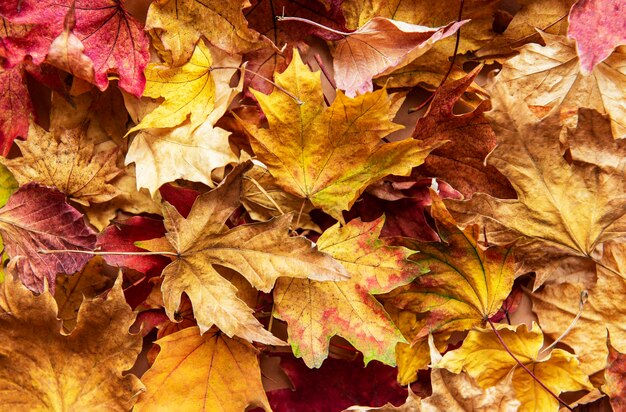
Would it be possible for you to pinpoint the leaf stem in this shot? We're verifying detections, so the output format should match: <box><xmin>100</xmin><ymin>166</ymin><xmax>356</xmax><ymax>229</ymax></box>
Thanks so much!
<box><xmin>486</xmin><ymin>318</ymin><xmax>573</xmax><ymax>411</ymax></box>
<box><xmin>539</xmin><ymin>290</ymin><xmax>588</xmax><ymax>355</ymax></box>
<box><xmin>38</xmin><ymin>249</ymin><xmax>179</xmax><ymax>257</ymax></box>
<box><xmin>276</xmin><ymin>15</ymin><xmax>352</xmax><ymax>36</ymax></box>
<box><xmin>243</xmin><ymin>175</ymin><xmax>286</xmax><ymax>215</ymax></box>
<box><xmin>210</xmin><ymin>66</ymin><xmax>304</xmax><ymax>105</ymax></box>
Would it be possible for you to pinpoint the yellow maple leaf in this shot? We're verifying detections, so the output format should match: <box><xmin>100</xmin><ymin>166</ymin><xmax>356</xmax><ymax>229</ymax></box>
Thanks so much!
<box><xmin>240</xmin><ymin>49</ymin><xmax>439</xmax><ymax>220</ymax></box>
<box><xmin>135</xmin><ymin>326</ymin><xmax>270</xmax><ymax>412</ymax></box>
<box><xmin>128</xmin><ymin>40</ymin><xmax>219</xmax><ymax>133</ymax></box>
<box><xmin>141</xmin><ymin>162</ymin><xmax>348</xmax><ymax>344</ymax></box>
<box><xmin>438</xmin><ymin>323</ymin><xmax>592</xmax><ymax>412</ymax></box>
<box><xmin>145</xmin><ymin>0</ymin><xmax>264</xmax><ymax>65</ymax></box>
<box><xmin>0</xmin><ymin>275</ymin><xmax>143</xmax><ymax>410</ymax></box>
<box><xmin>3</xmin><ymin>121</ymin><xmax>122</xmax><ymax>206</ymax></box>
<box><xmin>273</xmin><ymin>216</ymin><xmax>424</xmax><ymax>368</ymax></box>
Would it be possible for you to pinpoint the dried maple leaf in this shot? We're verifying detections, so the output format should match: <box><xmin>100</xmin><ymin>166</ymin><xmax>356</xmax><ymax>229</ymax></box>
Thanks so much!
<box><xmin>531</xmin><ymin>240</ymin><xmax>626</xmax><ymax>375</ymax></box>
<box><xmin>346</xmin><ymin>337</ymin><xmax>521</xmax><ymax>411</ymax></box>
<box><xmin>330</xmin><ymin>17</ymin><xmax>465</xmax><ymax>97</ymax></box>
<box><xmin>568</xmin><ymin>0</ymin><xmax>626</xmax><ymax>73</ymax></box>
<box><xmin>604</xmin><ymin>334</ymin><xmax>626</xmax><ymax>412</ymax></box>
<box><xmin>141</xmin><ymin>163</ymin><xmax>348</xmax><ymax>344</ymax></box>
<box><xmin>135</xmin><ymin>326</ymin><xmax>270</xmax><ymax>411</ymax></box>
<box><xmin>0</xmin><ymin>0</ymin><xmax>149</xmax><ymax>96</ymax></box>
<box><xmin>385</xmin><ymin>193</ymin><xmax>516</xmax><ymax>338</ymax></box>
<box><xmin>0</xmin><ymin>183</ymin><xmax>96</xmax><ymax>293</ymax></box>
<box><xmin>0</xmin><ymin>275</ymin><xmax>143</xmax><ymax>410</ymax></box>
<box><xmin>496</xmin><ymin>31</ymin><xmax>626</xmax><ymax>138</ymax></box>
<box><xmin>145</xmin><ymin>0</ymin><xmax>264</xmax><ymax>66</ymax></box>
<box><xmin>412</xmin><ymin>67</ymin><xmax>515</xmax><ymax>199</ymax></box>
<box><xmin>0</xmin><ymin>64</ymin><xmax>33</xmax><ymax>156</ymax></box>
<box><xmin>273</xmin><ymin>216</ymin><xmax>424</xmax><ymax>368</ymax></box>
<box><xmin>439</xmin><ymin>323</ymin><xmax>592</xmax><ymax>412</ymax></box>
<box><xmin>241</xmin><ymin>49</ymin><xmax>439</xmax><ymax>220</ymax></box>
<box><xmin>125</xmin><ymin>44</ymin><xmax>240</xmax><ymax>194</ymax></box>
<box><xmin>449</xmin><ymin>83</ymin><xmax>626</xmax><ymax>287</ymax></box>
<box><xmin>3</xmin><ymin>122</ymin><xmax>122</xmax><ymax>206</ymax></box>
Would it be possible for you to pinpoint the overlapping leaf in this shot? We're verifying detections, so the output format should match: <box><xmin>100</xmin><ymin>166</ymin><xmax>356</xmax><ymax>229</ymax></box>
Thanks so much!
<box><xmin>241</xmin><ymin>49</ymin><xmax>439</xmax><ymax>220</ymax></box>
<box><xmin>273</xmin><ymin>217</ymin><xmax>423</xmax><ymax>367</ymax></box>
<box><xmin>0</xmin><ymin>275</ymin><xmax>143</xmax><ymax>410</ymax></box>
<box><xmin>135</xmin><ymin>326</ymin><xmax>270</xmax><ymax>412</ymax></box>
<box><xmin>140</xmin><ymin>163</ymin><xmax>348</xmax><ymax>344</ymax></box>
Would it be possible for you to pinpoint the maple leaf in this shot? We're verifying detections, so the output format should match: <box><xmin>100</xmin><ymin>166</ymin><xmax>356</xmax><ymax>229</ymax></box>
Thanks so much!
<box><xmin>531</xmin><ymin>240</ymin><xmax>626</xmax><ymax>375</ymax></box>
<box><xmin>125</xmin><ymin>44</ymin><xmax>240</xmax><ymax>194</ymax></box>
<box><xmin>3</xmin><ymin>122</ymin><xmax>122</xmax><ymax>206</ymax></box>
<box><xmin>241</xmin><ymin>49</ymin><xmax>439</xmax><ymax>220</ymax></box>
<box><xmin>330</xmin><ymin>17</ymin><xmax>466</xmax><ymax>97</ymax></box>
<box><xmin>449</xmin><ymin>83</ymin><xmax>626</xmax><ymax>287</ymax></box>
<box><xmin>568</xmin><ymin>0</ymin><xmax>626</xmax><ymax>73</ymax></box>
<box><xmin>384</xmin><ymin>192</ymin><xmax>516</xmax><ymax>338</ymax></box>
<box><xmin>604</xmin><ymin>334</ymin><xmax>626</xmax><ymax>412</ymax></box>
<box><xmin>412</xmin><ymin>67</ymin><xmax>515</xmax><ymax>199</ymax></box>
<box><xmin>438</xmin><ymin>323</ymin><xmax>592</xmax><ymax>412</ymax></box>
<box><xmin>0</xmin><ymin>183</ymin><xmax>96</xmax><ymax>293</ymax></box>
<box><xmin>141</xmin><ymin>163</ymin><xmax>348</xmax><ymax>344</ymax></box>
<box><xmin>54</xmin><ymin>256</ymin><xmax>116</xmax><ymax>332</ymax></box>
<box><xmin>0</xmin><ymin>275</ymin><xmax>143</xmax><ymax>410</ymax></box>
<box><xmin>145</xmin><ymin>0</ymin><xmax>264</xmax><ymax>65</ymax></box>
<box><xmin>346</xmin><ymin>336</ymin><xmax>521</xmax><ymax>411</ymax></box>
<box><xmin>135</xmin><ymin>326</ymin><xmax>270</xmax><ymax>411</ymax></box>
<box><xmin>495</xmin><ymin>31</ymin><xmax>626</xmax><ymax>138</ymax></box>
<box><xmin>0</xmin><ymin>64</ymin><xmax>33</xmax><ymax>156</ymax></box>
<box><xmin>267</xmin><ymin>354</ymin><xmax>410</xmax><ymax>411</ymax></box>
<box><xmin>273</xmin><ymin>216</ymin><xmax>424</xmax><ymax>368</ymax></box>
<box><xmin>0</xmin><ymin>0</ymin><xmax>149</xmax><ymax>96</ymax></box>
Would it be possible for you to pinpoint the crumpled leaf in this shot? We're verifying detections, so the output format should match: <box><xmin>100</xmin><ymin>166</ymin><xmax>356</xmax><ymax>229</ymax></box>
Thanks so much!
<box><xmin>346</xmin><ymin>336</ymin><xmax>521</xmax><ymax>411</ymax></box>
<box><xmin>3</xmin><ymin>122</ymin><xmax>122</xmax><ymax>206</ymax></box>
<box><xmin>54</xmin><ymin>256</ymin><xmax>116</xmax><ymax>332</ymax></box>
<box><xmin>0</xmin><ymin>183</ymin><xmax>96</xmax><ymax>293</ymax></box>
<box><xmin>0</xmin><ymin>275</ymin><xmax>143</xmax><ymax>410</ymax></box>
<box><xmin>135</xmin><ymin>326</ymin><xmax>270</xmax><ymax>412</ymax></box>
<box><xmin>568</xmin><ymin>0</ymin><xmax>626</xmax><ymax>73</ymax></box>
<box><xmin>145</xmin><ymin>0</ymin><xmax>264</xmax><ymax>65</ymax></box>
<box><xmin>604</xmin><ymin>333</ymin><xmax>626</xmax><ymax>412</ymax></box>
<box><xmin>449</xmin><ymin>83</ymin><xmax>626</xmax><ymax>287</ymax></box>
<box><xmin>141</xmin><ymin>162</ymin><xmax>348</xmax><ymax>344</ymax></box>
<box><xmin>125</xmin><ymin>45</ymin><xmax>240</xmax><ymax>194</ymax></box>
<box><xmin>128</xmin><ymin>41</ymin><xmax>220</xmax><ymax>133</ymax></box>
<box><xmin>384</xmin><ymin>192</ymin><xmax>516</xmax><ymax>339</ymax></box>
<box><xmin>532</xmin><ymin>240</ymin><xmax>626</xmax><ymax>375</ymax></box>
<box><xmin>241</xmin><ymin>49</ymin><xmax>439</xmax><ymax>220</ymax></box>
<box><xmin>438</xmin><ymin>323</ymin><xmax>592</xmax><ymax>412</ymax></box>
<box><xmin>331</xmin><ymin>17</ymin><xmax>466</xmax><ymax>97</ymax></box>
<box><xmin>496</xmin><ymin>31</ymin><xmax>626</xmax><ymax>138</ymax></box>
<box><xmin>412</xmin><ymin>67</ymin><xmax>515</xmax><ymax>199</ymax></box>
<box><xmin>273</xmin><ymin>217</ymin><xmax>424</xmax><ymax>368</ymax></box>
<box><xmin>0</xmin><ymin>64</ymin><xmax>33</xmax><ymax>156</ymax></box>
<box><xmin>0</xmin><ymin>0</ymin><xmax>149</xmax><ymax>96</ymax></box>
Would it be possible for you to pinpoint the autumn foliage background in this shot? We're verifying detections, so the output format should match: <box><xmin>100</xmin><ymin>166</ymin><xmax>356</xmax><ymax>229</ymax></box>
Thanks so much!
<box><xmin>0</xmin><ymin>0</ymin><xmax>625</xmax><ymax>410</ymax></box>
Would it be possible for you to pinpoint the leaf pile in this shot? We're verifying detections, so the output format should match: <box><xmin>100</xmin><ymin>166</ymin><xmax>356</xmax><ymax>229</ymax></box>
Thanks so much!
<box><xmin>0</xmin><ymin>0</ymin><xmax>625</xmax><ymax>410</ymax></box>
